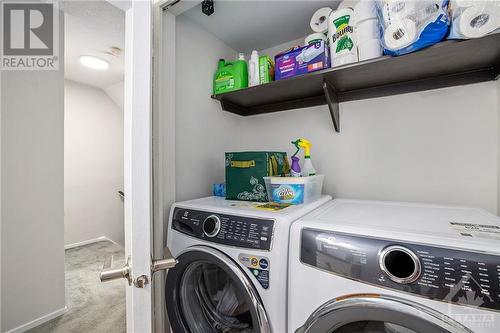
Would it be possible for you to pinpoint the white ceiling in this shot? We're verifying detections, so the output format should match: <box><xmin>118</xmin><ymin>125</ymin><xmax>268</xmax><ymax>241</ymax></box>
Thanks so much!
<box><xmin>182</xmin><ymin>1</ymin><xmax>340</xmax><ymax>53</ymax></box>
<box><xmin>62</xmin><ymin>1</ymin><xmax>125</xmax><ymax>89</ymax></box>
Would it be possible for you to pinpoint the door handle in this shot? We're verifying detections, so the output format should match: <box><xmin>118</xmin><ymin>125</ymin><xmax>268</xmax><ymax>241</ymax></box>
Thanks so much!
<box><xmin>133</xmin><ymin>248</ymin><xmax>177</xmax><ymax>289</ymax></box>
<box><xmin>100</xmin><ymin>256</ymin><xmax>132</xmax><ymax>286</ymax></box>
<box><xmin>151</xmin><ymin>247</ymin><xmax>177</xmax><ymax>274</ymax></box>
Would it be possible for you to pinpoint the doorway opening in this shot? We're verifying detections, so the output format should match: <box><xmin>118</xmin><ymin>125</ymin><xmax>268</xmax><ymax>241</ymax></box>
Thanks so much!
<box><xmin>28</xmin><ymin>1</ymin><xmax>126</xmax><ymax>332</ymax></box>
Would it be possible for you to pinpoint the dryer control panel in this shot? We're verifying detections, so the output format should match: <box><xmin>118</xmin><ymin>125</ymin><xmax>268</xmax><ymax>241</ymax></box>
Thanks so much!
<box><xmin>301</xmin><ymin>229</ymin><xmax>500</xmax><ymax>311</ymax></box>
<box><xmin>172</xmin><ymin>208</ymin><xmax>274</xmax><ymax>251</ymax></box>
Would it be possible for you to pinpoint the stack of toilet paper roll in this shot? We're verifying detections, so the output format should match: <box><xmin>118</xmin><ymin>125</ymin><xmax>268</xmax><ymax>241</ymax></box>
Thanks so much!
<box><xmin>310</xmin><ymin>7</ymin><xmax>332</xmax><ymax>34</ymax></box>
<box><xmin>450</xmin><ymin>0</ymin><xmax>500</xmax><ymax>39</ymax></box>
<box><xmin>381</xmin><ymin>0</ymin><xmax>420</xmax><ymax>51</ymax></box>
<box><xmin>353</xmin><ymin>0</ymin><xmax>382</xmax><ymax>61</ymax></box>
<box><xmin>307</xmin><ymin>7</ymin><xmax>330</xmax><ymax>47</ymax></box>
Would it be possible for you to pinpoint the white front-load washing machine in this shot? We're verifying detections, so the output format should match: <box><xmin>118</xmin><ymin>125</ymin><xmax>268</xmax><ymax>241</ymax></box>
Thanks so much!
<box><xmin>288</xmin><ymin>199</ymin><xmax>500</xmax><ymax>333</ymax></box>
<box><xmin>165</xmin><ymin>195</ymin><xmax>331</xmax><ymax>333</ymax></box>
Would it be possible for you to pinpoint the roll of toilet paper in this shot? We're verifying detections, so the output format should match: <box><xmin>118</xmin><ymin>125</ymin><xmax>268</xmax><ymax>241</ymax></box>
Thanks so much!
<box><xmin>356</xmin><ymin>18</ymin><xmax>380</xmax><ymax>41</ymax></box>
<box><xmin>328</xmin><ymin>8</ymin><xmax>359</xmax><ymax>67</ymax></box>
<box><xmin>452</xmin><ymin>3</ymin><xmax>500</xmax><ymax>38</ymax></box>
<box><xmin>358</xmin><ymin>38</ymin><xmax>383</xmax><ymax>61</ymax></box>
<box><xmin>383</xmin><ymin>18</ymin><xmax>418</xmax><ymax>50</ymax></box>
<box><xmin>353</xmin><ymin>0</ymin><xmax>377</xmax><ymax>24</ymax></box>
<box><xmin>311</xmin><ymin>7</ymin><xmax>333</xmax><ymax>33</ymax></box>
<box><xmin>337</xmin><ymin>0</ymin><xmax>359</xmax><ymax>10</ymax></box>
<box><xmin>305</xmin><ymin>33</ymin><xmax>327</xmax><ymax>45</ymax></box>
<box><xmin>382</xmin><ymin>0</ymin><xmax>417</xmax><ymax>24</ymax></box>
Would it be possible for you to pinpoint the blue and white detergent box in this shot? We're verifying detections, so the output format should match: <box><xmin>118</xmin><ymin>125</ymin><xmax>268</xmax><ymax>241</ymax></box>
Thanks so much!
<box><xmin>264</xmin><ymin>175</ymin><xmax>325</xmax><ymax>205</ymax></box>
<box><xmin>275</xmin><ymin>41</ymin><xmax>330</xmax><ymax>80</ymax></box>
<box><xmin>271</xmin><ymin>184</ymin><xmax>305</xmax><ymax>205</ymax></box>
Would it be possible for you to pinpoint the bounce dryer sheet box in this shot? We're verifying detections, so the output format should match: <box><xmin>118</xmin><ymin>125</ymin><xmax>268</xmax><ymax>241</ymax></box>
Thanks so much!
<box><xmin>274</xmin><ymin>41</ymin><xmax>330</xmax><ymax>80</ymax></box>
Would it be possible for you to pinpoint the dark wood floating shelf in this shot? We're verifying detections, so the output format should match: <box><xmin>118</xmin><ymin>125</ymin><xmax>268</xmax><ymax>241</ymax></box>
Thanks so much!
<box><xmin>212</xmin><ymin>33</ymin><xmax>500</xmax><ymax>132</ymax></box>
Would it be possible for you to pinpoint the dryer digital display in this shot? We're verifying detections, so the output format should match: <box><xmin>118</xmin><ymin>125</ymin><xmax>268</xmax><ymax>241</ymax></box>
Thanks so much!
<box><xmin>172</xmin><ymin>208</ymin><xmax>274</xmax><ymax>251</ymax></box>
<box><xmin>300</xmin><ymin>229</ymin><xmax>500</xmax><ymax>311</ymax></box>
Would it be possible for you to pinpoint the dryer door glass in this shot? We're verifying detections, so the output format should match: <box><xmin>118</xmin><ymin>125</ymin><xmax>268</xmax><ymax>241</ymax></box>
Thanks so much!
<box><xmin>297</xmin><ymin>295</ymin><xmax>473</xmax><ymax>333</ymax></box>
<box><xmin>165</xmin><ymin>247</ymin><xmax>270</xmax><ymax>333</ymax></box>
<box><xmin>334</xmin><ymin>322</ymin><xmax>417</xmax><ymax>332</ymax></box>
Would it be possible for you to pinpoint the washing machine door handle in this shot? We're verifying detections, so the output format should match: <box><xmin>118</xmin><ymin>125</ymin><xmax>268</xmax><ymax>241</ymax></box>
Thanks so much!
<box><xmin>295</xmin><ymin>294</ymin><xmax>474</xmax><ymax>333</ymax></box>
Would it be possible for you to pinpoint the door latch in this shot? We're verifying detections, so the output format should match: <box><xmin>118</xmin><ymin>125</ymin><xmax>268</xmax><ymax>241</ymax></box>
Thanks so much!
<box><xmin>134</xmin><ymin>275</ymin><xmax>149</xmax><ymax>288</ymax></box>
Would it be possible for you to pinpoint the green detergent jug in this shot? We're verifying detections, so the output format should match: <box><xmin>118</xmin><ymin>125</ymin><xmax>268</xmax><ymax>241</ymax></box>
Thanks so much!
<box><xmin>213</xmin><ymin>53</ymin><xmax>248</xmax><ymax>95</ymax></box>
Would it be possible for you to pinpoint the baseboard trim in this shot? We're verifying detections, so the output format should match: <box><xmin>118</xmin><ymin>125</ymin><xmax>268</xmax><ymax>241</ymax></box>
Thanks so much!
<box><xmin>64</xmin><ymin>236</ymin><xmax>121</xmax><ymax>249</ymax></box>
<box><xmin>5</xmin><ymin>306</ymin><xmax>68</xmax><ymax>333</ymax></box>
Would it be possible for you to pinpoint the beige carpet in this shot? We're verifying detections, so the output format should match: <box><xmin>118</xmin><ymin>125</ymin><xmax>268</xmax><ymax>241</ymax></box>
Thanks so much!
<box><xmin>28</xmin><ymin>240</ymin><xmax>126</xmax><ymax>333</ymax></box>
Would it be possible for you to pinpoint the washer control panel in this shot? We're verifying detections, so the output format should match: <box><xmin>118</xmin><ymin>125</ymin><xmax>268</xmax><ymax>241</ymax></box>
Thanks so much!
<box><xmin>301</xmin><ymin>229</ymin><xmax>500</xmax><ymax>311</ymax></box>
<box><xmin>172</xmin><ymin>208</ymin><xmax>274</xmax><ymax>251</ymax></box>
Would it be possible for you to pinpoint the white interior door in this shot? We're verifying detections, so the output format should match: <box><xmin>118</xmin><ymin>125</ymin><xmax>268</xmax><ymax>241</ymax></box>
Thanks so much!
<box><xmin>100</xmin><ymin>1</ymin><xmax>175</xmax><ymax>332</ymax></box>
<box><xmin>123</xmin><ymin>0</ymin><xmax>154</xmax><ymax>331</ymax></box>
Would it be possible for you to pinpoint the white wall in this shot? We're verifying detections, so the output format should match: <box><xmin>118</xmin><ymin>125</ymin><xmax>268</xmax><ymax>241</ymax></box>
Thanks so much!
<box><xmin>1</xmin><ymin>27</ymin><xmax>65</xmax><ymax>333</ymax></box>
<box><xmin>64</xmin><ymin>80</ymin><xmax>124</xmax><ymax>246</ymax></box>
<box><xmin>104</xmin><ymin>81</ymin><xmax>124</xmax><ymax>110</ymax></box>
<box><xmin>174</xmin><ymin>16</ymin><xmax>499</xmax><ymax>214</ymax></box>
<box><xmin>241</xmin><ymin>83</ymin><xmax>498</xmax><ymax>212</ymax></box>
<box><xmin>175</xmin><ymin>15</ymin><xmax>244</xmax><ymax>201</ymax></box>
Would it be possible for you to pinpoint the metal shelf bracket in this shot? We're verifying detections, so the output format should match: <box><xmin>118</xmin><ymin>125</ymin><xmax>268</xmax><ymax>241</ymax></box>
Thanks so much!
<box><xmin>323</xmin><ymin>80</ymin><xmax>340</xmax><ymax>133</ymax></box>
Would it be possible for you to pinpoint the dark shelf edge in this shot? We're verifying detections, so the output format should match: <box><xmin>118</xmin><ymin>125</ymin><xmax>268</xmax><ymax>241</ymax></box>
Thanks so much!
<box><xmin>214</xmin><ymin>67</ymin><xmax>497</xmax><ymax>116</ymax></box>
<box><xmin>338</xmin><ymin>67</ymin><xmax>497</xmax><ymax>103</ymax></box>
<box><xmin>245</xmin><ymin>95</ymin><xmax>326</xmax><ymax>115</ymax></box>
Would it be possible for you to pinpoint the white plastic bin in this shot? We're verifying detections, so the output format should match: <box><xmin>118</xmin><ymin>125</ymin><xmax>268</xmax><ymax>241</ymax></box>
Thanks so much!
<box><xmin>263</xmin><ymin>175</ymin><xmax>324</xmax><ymax>205</ymax></box>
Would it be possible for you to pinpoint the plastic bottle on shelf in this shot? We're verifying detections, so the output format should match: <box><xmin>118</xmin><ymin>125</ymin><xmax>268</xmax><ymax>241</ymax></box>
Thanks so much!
<box><xmin>249</xmin><ymin>50</ymin><xmax>260</xmax><ymax>87</ymax></box>
<box><xmin>298</xmin><ymin>139</ymin><xmax>316</xmax><ymax>177</ymax></box>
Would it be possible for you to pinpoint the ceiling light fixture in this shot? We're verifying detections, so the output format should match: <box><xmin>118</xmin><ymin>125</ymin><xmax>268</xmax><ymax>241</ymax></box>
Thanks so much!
<box><xmin>79</xmin><ymin>55</ymin><xmax>110</xmax><ymax>70</ymax></box>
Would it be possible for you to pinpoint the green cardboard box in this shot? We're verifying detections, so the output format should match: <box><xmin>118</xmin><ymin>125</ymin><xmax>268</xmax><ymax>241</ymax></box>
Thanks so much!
<box><xmin>225</xmin><ymin>152</ymin><xmax>290</xmax><ymax>202</ymax></box>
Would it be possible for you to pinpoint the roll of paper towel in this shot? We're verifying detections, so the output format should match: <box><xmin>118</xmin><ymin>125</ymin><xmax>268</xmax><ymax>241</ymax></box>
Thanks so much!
<box><xmin>356</xmin><ymin>18</ymin><xmax>380</xmax><ymax>41</ymax></box>
<box><xmin>358</xmin><ymin>39</ymin><xmax>383</xmax><ymax>61</ymax></box>
<box><xmin>328</xmin><ymin>8</ymin><xmax>359</xmax><ymax>67</ymax></box>
<box><xmin>451</xmin><ymin>2</ymin><xmax>500</xmax><ymax>38</ymax></box>
<box><xmin>353</xmin><ymin>0</ymin><xmax>377</xmax><ymax>24</ymax></box>
<box><xmin>383</xmin><ymin>18</ymin><xmax>418</xmax><ymax>50</ymax></box>
<box><xmin>311</xmin><ymin>7</ymin><xmax>333</xmax><ymax>33</ymax></box>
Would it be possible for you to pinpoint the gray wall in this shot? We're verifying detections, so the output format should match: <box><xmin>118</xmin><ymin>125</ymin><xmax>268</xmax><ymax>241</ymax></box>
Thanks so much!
<box><xmin>175</xmin><ymin>15</ymin><xmax>244</xmax><ymax>201</ymax></box>
<box><xmin>64</xmin><ymin>80</ymin><xmax>124</xmax><ymax>246</ymax></box>
<box><xmin>1</xmin><ymin>20</ymin><xmax>65</xmax><ymax>333</ymax></box>
<box><xmin>175</xmin><ymin>15</ymin><xmax>499</xmax><ymax>214</ymax></box>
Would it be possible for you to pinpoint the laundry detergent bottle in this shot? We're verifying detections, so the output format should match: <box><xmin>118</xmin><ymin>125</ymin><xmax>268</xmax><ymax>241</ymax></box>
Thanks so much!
<box><xmin>213</xmin><ymin>53</ymin><xmax>248</xmax><ymax>95</ymax></box>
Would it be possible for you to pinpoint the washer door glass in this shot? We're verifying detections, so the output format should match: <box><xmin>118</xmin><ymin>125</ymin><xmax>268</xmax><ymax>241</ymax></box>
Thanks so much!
<box><xmin>166</xmin><ymin>247</ymin><xmax>270</xmax><ymax>333</ymax></box>
<box><xmin>297</xmin><ymin>294</ymin><xmax>473</xmax><ymax>333</ymax></box>
<box><xmin>180</xmin><ymin>261</ymin><xmax>253</xmax><ymax>332</ymax></box>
